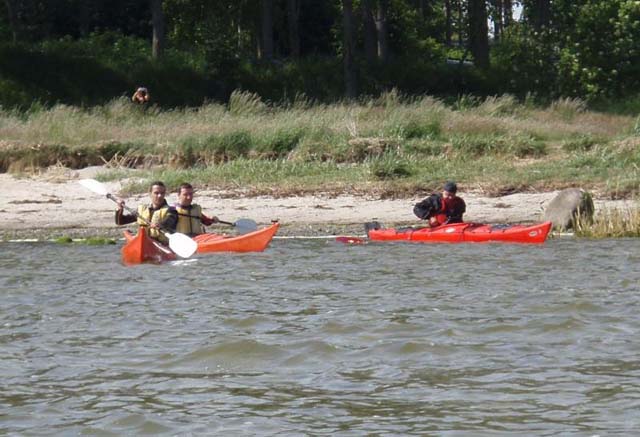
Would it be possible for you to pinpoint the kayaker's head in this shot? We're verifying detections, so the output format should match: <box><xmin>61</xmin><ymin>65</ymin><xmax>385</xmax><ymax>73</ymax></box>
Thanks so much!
<box><xmin>177</xmin><ymin>183</ymin><xmax>194</xmax><ymax>208</ymax></box>
<box><xmin>149</xmin><ymin>181</ymin><xmax>167</xmax><ymax>208</ymax></box>
<box><xmin>443</xmin><ymin>181</ymin><xmax>457</xmax><ymax>199</ymax></box>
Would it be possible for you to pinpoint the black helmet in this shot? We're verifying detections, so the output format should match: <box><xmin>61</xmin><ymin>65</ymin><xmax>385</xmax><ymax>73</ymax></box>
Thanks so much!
<box><xmin>443</xmin><ymin>181</ymin><xmax>457</xmax><ymax>193</ymax></box>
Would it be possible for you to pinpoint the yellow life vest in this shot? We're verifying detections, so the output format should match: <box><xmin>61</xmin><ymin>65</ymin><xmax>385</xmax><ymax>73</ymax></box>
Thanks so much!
<box><xmin>137</xmin><ymin>204</ymin><xmax>172</xmax><ymax>244</ymax></box>
<box><xmin>174</xmin><ymin>204</ymin><xmax>205</xmax><ymax>236</ymax></box>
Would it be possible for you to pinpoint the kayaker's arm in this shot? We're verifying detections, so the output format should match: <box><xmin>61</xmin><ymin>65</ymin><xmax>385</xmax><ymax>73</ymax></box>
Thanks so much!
<box><xmin>115</xmin><ymin>209</ymin><xmax>137</xmax><ymax>225</ymax></box>
<box><xmin>201</xmin><ymin>213</ymin><xmax>219</xmax><ymax>226</ymax></box>
<box><xmin>158</xmin><ymin>208</ymin><xmax>178</xmax><ymax>232</ymax></box>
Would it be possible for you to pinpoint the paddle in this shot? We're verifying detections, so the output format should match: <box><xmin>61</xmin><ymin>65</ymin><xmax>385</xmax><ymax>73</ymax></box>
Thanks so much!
<box><xmin>216</xmin><ymin>218</ymin><xmax>258</xmax><ymax>234</ymax></box>
<box><xmin>78</xmin><ymin>179</ymin><xmax>198</xmax><ymax>258</ymax></box>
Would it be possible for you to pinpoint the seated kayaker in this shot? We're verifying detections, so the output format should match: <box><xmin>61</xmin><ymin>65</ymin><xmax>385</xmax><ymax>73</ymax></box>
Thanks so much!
<box><xmin>413</xmin><ymin>181</ymin><xmax>466</xmax><ymax>227</ymax></box>
<box><xmin>115</xmin><ymin>181</ymin><xmax>178</xmax><ymax>244</ymax></box>
<box><xmin>174</xmin><ymin>183</ymin><xmax>219</xmax><ymax>237</ymax></box>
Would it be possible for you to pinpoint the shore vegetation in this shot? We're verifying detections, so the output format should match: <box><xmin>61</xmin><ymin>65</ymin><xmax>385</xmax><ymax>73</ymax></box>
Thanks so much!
<box><xmin>1</xmin><ymin>91</ymin><xmax>638</xmax><ymax>202</ymax></box>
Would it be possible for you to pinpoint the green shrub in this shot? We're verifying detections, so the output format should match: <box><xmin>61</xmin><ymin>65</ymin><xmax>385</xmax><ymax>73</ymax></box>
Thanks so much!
<box><xmin>562</xmin><ymin>135</ymin><xmax>606</xmax><ymax>152</ymax></box>
<box><xmin>511</xmin><ymin>135</ymin><xmax>547</xmax><ymax>158</ymax></box>
<box><xmin>369</xmin><ymin>152</ymin><xmax>413</xmax><ymax>180</ymax></box>
<box><xmin>201</xmin><ymin>130</ymin><xmax>253</xmax><ymax>162</ymax></box>
<box><xmin>403</xmin><ymin>140</ymin><xmax>445</xmax><ymax>157</ymax></box>
<box><xmin>253</xmin><ymin>127</ymin><xmax>304</xmax><ymax>159</ymax></box>
<box><xmin>228</xmin><ymin>90</ymin><xmax>268</xmax><ymax>116</ymax></box>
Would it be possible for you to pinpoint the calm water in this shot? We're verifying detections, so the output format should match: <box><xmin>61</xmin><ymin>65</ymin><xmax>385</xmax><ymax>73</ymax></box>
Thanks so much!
<box><xmin>1</xmin><ymin>237</ymin><xmax>639</xmax><ymax>436</ymax></box>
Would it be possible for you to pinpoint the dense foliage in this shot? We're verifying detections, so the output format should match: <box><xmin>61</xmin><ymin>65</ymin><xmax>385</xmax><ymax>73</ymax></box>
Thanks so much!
<box><xmin>0</xmin><ymin>0</ymin><xmax>639</xmax><ymax>109</ymax></box>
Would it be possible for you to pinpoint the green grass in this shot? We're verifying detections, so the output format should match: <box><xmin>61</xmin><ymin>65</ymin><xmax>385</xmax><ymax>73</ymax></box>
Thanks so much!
<box><xmin>1</xmin><ymin>93</ymin><xmax>639</xmax><ymax>200</ymax></box>
<box><xmin>574</xmin><ymin>206</ymin><xmax>640</xmax><ymax>238</ymax></box>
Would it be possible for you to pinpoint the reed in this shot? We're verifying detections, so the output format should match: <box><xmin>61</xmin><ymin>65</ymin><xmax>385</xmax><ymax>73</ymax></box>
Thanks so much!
<box><xmin>1</xmin><ymin>93</ymin><xmax>638</xmax><ymax>200</ymax></box>
<box><xmin>574</xmin><ymin>205</ymin><xmax>640</xmax><ymax>238</ymax></box>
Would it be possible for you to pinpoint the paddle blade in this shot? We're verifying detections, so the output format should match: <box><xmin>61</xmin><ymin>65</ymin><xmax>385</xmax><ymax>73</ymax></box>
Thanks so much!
<box><xmin>234</xmin><ymin>218</ymin><xmax>258</xmax><ymax>234</ymax></box>
<box><xmin>336</xmin><ymin>236</ymin><xmax>366</xmax><ymax>244</ymax></box>
<box><xmin>79</xmin><ymin>179</ymin><xmax>109</xmax><ymax>196</ymax></box>
<box><xmin>167</xmin><ymin>233</ymin><xmax>198</xmax><ymax>258</ymax></box>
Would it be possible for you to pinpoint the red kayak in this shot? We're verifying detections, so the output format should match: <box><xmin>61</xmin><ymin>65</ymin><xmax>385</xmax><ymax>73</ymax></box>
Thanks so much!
<box><xmin>193</xmin><ymin>222</ymin><xmax>279</xmax><ymax>253</ymax></box>
<box><xmin>122</xmin><ymin>222</ymin><xmax>279</xmax><ymax>264</ymax></box>
<box><xmin>366</xmin><ymin>221</ymin><xmax>552</xmax><ymax>244</ymax></box>
<box><xmin>122</xmin><ymin>229</ymin><xmax>177</xmax><ymax>265</ymax></box>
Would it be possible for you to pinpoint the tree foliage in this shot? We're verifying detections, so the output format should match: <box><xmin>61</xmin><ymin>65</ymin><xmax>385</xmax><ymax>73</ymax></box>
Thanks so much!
<box><xmin>0</xmin><ymin>0</ymin><xmax>639</xmax><ymax>106</ymax></box>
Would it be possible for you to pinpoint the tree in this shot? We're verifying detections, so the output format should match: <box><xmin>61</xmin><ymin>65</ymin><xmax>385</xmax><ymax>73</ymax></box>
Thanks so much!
<box><xmin>468</xmin><ymin>0</ymin><xmax>489</xmax><ymax>68</ymax></box>
<box><xmin>362</xmin><ymin>0</ymin><xmax>377</xmax><ymax>64</ymax></box>
<box><xmin>342</xmin><ymin>0</ymin><xmax>357</xmax><ymax>98</ymax></box>
<box><xmin>444</xmin><ymin>0</ymin><xmax>452</xmax><ymax>46</ymax></box>
<box><xmin>524</xmin><ymin>0</ymin><xmax>550</xmax><ymax>29</ymax></box>
<box><xmin>150</xmin><ymin>0</ymin><xmax>166</xmax><ymax>60</ymax></box>
<box><xmin>4</xmin><ymin>0</ymin><xmax>20</xmax><ymax>42</ymax></box>
<box><xmin>286</xmin><ymin>0</ymin><xmax>300</xmax><ymax>57</ymax></box>
<box><xmin>375</xmin><ymin>0</ymin><xmax>390</xmax><ymax>62</ymax></box>
<box><xmin>261</xmin><ymin>0</ymin><xmax>274</xmax><ymax>60</ymax></box>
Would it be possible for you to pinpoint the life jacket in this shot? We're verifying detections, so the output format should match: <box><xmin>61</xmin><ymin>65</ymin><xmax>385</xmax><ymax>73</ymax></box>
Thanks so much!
<box><xmin>431</xmin><ymin>196</ymin><xmax>465</xmax><ymax>226</ymax></box>
<box><xmin>137</xmin><ymin>203</ymin><xmax>172</xmax><ymax>244</ymax></box>
<box><xmin>430</xmin><ymin>196</ymin><xmax>449</xmax><ymax>227</ymax></box>
<box><xmin>174</xmin><ymin>204</ymin><xmax>205</xmax><ymax>236</ymax></box>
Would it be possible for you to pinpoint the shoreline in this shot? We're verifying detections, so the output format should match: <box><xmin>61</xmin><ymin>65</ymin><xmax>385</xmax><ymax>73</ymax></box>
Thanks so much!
<box><xmin>1</xmin><ymin>169</ymin><xmax>637</xmax><ymax>240</ymax></box>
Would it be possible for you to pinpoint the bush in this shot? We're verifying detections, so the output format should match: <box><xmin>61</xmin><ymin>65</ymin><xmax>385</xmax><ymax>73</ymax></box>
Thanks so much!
<box><xmin>369</xmin><ymin>152</ymin><xmax>413</xmax><ymax>180</ymax></box>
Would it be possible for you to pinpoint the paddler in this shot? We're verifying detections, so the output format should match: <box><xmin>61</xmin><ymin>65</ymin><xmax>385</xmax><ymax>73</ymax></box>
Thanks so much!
<box><xmin>173</xmin><ymin>183</ymin><xmax>219</xmax><ymax>237</ymax></box>
<box><xmin>413</xmin><ymin>181</ymin><xmax>466</xmax><ymax>227</ymax></box>
<box><xmin>115</xmin><ymin>181</ymin><xmax>178</xmax><ymax>244</ymax></box>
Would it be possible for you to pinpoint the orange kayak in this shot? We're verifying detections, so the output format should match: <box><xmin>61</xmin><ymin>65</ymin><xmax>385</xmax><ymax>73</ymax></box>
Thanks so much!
<box><xmin>122</xmin><ymin>222</ymin><xmax>280</xmax><ymax>264</ymax></box>
<box><xmin>367</xmin><ymin>221</ymin><xmax>552</xmax><ymax>244</ymax></box>
<box><xmin>122</xmin><ymin>229</ymin><xmax>177</xmax><ymax>265</ymax></box>
<box><xmin>193</xmin><ymin>222</ymin><xmax>279</xmax><ymax>253</ymax></box>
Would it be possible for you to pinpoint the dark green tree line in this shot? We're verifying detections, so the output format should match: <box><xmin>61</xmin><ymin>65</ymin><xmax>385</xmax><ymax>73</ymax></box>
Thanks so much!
<box><xmin>1</xmin><ymin>0</ymin><xmax>639</xmax><ymax>106</ymax></box>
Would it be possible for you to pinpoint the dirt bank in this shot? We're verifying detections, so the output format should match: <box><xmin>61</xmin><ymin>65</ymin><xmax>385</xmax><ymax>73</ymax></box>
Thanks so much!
<box><xmin>0</xmin><ymin>167</ymin><xmax>636</xmax><ymax>240</ymax></box>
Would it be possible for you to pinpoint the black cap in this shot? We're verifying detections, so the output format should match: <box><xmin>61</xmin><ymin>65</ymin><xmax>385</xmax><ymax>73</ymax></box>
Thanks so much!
<box><xmin>443</xmin><ymin>181</ymin><xmax>457</xmax><ymax>193</ymax></box>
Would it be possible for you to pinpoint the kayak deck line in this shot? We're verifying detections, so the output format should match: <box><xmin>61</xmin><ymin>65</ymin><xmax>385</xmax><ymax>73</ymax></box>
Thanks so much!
<box><xmin>274</xmin><ymin>235</ymin><xmax>367</xmax><ymax>240</ymax></box>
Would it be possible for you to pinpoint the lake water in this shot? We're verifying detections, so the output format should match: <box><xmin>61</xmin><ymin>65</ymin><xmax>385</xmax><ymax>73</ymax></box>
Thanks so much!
<box><xmin>1</xmin><ymin>237</ymin><xmax>639</xmax><ymax>435</ymax></box>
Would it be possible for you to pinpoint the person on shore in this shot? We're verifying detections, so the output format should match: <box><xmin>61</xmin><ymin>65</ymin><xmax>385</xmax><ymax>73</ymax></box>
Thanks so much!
<box><xmin>173</xmin><ymin>183</ymin><xmax>219</xmax><ymax>237</ymax></box>
<box><xmin>413</xmin><ymin>181</ymin><xmax>466</xmax><ymax>227</ymax></box>
<box><xmin>131</xmin><ymin>87</ymin><xmax>150</xmax><ymax>104</ymax></box>
<box><xmin>115</xmin><ymin>181</ymin><xmax>177</xmax><ymax>244</ymax></box>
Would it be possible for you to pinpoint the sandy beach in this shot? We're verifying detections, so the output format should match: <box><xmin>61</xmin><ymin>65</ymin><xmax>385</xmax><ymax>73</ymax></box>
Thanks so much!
<box><xmin>1</xmin><ymin>166</ymin><xmax>636</xmax><ymax>240</ymax></box>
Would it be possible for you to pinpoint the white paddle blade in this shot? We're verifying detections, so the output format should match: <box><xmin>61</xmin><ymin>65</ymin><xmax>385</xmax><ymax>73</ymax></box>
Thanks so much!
<box><xmin>167</xmin><ymin>233</ymin><xmax>198</xmax><ymax>258</ymax></box>
<box><xmin>79</xmin><ymin>179</ymin><xmax>109</xmax><ymax>196</ymax></box>
<box><xmin>234</xmin><ymin>218</ymin><xmax>258</xmax><ymax>234</ymax></box>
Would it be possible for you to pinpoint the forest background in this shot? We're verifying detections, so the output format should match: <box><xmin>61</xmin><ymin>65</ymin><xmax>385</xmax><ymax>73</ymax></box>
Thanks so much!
<box><xmin>0</xmin><ymin>1</ymin><xmax>639</xmax><ymax>208</ymax></box>
<box><xmin>1</xmin><ymin>0</ymin><xmax>640</xmax><ymax>109</ymax></box>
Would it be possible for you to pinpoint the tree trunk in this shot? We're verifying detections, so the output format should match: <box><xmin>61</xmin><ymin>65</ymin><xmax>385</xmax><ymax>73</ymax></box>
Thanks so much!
<box><xmin>79</xmin><ymin>0</ymin><xmax>93</xmax><ymax>37</ymax></box>
<box><xmin>531</xmin><ymin>0</ymin><xmax>550</xmax><ymax>29</ymax></box>
<box><xmin>150</xmin><ymin>0</ymin><xmax>165</xmax><ymax>60</ymax></box>
<box><xmin>444</xmin><ymin>0</ymin><xmax>452</xmax><ymax>46</ymax></box>
<box><xmin>261</xmin><ymin>0</ymin><xmax>274</xmax><ymax>60</ymax></box>
<box><xmin>4</xmin><ymin>0</ymin><xmax>20</xmax><ymax>42</ymax></box>
<box><xmin>503</xmin><ymin>0</ymin><xmax>512</xmax><ymax>28</ymax></box>
<box><xmin>362</xmin><ymin>0</ymin><xmax>377</xmax><ymax>64</ymax></box>
<box><xmin>286</xmin><ymin>0</ymin><xmax>300</xmax><ymax>58</ymax></box>
<box><xmin>468</xmin><ymin>0</ymin><xmax>489</xmax><ymax>68</ymax></box>
<box><xmin>457</xmin><ymin>0</ymin><xmax>464</xmax><ymax>48</ymax></box>
<box><xmin>375</xmin><ymin>0</ymin><xmax>389</xmax><ymax>63</ymax></box>
<box><xmin>342</xmin><ymin>0</ymin><xmax>357</xmax><ymax>99</ymax></box>
<box><xmin>419</xmin><ymin>0</ymin><xmax>428</xmax><ymax>21</ymax></box>
<box><xmin>493</xmin><ymin>0</ymin><xmax>503</xmax><ymax>42</ymax></box>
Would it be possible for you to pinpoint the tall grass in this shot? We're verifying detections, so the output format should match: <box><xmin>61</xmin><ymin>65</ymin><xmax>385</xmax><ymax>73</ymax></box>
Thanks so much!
<box><xmin>574</xmin><ymin>206</ymin><xmax>640</xmax><ymax>238</ymax></box>
<box><xmin>1</xmin><ymin>93</ymin><xmax>639</xmax><ymax>201</ymax></box>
